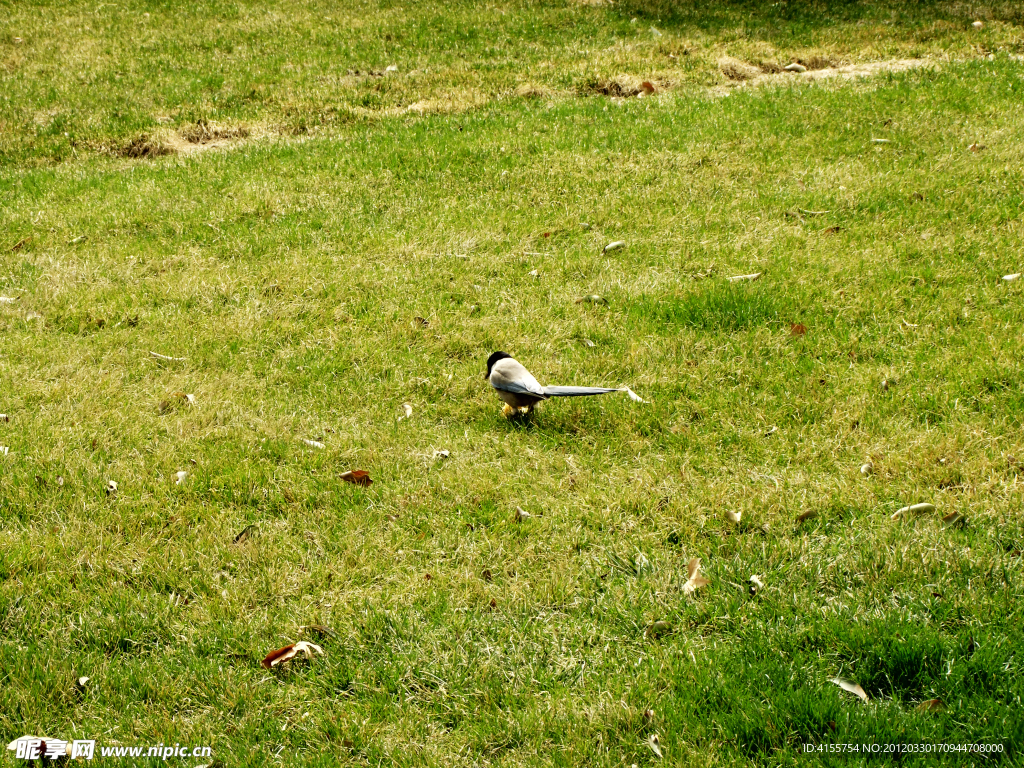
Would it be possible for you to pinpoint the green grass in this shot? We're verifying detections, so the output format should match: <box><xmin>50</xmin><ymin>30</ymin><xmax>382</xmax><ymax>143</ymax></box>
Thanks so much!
<box><xmin>2</xmin><ymin>1</ymin><xmax>1024</xmax><ymax>766</ymax></box>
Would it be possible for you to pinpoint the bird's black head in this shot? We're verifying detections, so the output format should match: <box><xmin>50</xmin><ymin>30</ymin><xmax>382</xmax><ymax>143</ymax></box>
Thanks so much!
<box><xmin>485</xmin><ymin>351</ymin><xmax>512</xmax><ymax>379</ymax></box>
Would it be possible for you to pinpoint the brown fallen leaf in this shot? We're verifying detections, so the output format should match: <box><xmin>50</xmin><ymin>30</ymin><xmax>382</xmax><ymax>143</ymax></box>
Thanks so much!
<box><xmin>682</xmin><ymin>558</ymin><xmax>709</xmax><ymax>595</ymax></box>
<box><xmin>823</xmin><ymin>226</ymin><xmax>844</xmax><ymax>235</ymax></box>
<box><xmin>968</xmin><ymin>143</ymin><xmax>986</xmax><ymax>152</ymax></box>
<box><xmin>424</xmin><ymin>573</ymin><xmax>432</xmax><ymax>581</ymax></box>
<box><xmin>489</xmin><ymin>598</ymin><xmax>497</xmax><ymax>610</ymax></box>
<box><xmin>796</xmin><ymin>510</ymin><xmax>818</xmax><ymax>523</ymax></box>
<box><xmin>413</xmin><ymin>316</ymin><xmax>430</xmax><ymax>328</ymax></box>
<box><xmin>482</xmin><ymin>569</ymin><xmax>492</xmax><ymax>581</ymax></box>
<box><xmin>641</xmin><ymin>81</ymin><xmax>656</xmax><ymax>94</ymax></box>
<box><xmin>339</xmin><ymin>470</ymin><xmax>372</xmax><ymax>487</ymax></box>
<box><xmin>790</xmin><ymin>322</ymin><xmax>807</xmax><ymax>336</ymax></box>
<box><xmin>916</xmin><ymin>698</ymin><xmax>943</xmax><ymax>712</ymax></box>
<box><xmin>261</xmin><ymin>640</ymin><xmax>323</xmax><ymax>669</ymax></box>
<box><xmin>10</xmin><ymin>236</ymin><xmax>31</xmax><ymax>252</ymax></box>
<box><xmin>831</xmin><ymin>677</ymin><xmax>869</xmax><ymax>702</ymax></box>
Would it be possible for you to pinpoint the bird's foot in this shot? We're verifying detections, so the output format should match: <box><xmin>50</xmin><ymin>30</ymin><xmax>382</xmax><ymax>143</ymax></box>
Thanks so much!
<box><xmin>501</xmin><ymin>403</ymin><xmax>517</xmax><ymax>418</ymax></box>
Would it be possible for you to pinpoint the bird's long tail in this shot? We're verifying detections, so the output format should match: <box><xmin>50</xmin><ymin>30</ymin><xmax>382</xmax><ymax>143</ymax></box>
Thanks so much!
<box><xmin>542</xmin><ymin>386</ymin><xmax>622</xmax><ymax>397</ymax></box>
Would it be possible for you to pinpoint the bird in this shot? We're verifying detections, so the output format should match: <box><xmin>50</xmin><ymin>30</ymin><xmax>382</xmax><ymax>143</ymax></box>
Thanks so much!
<box><xmin>485</xmin><ymin>351</ymin><xmax>621</xmax><ymax>416</ymax></box>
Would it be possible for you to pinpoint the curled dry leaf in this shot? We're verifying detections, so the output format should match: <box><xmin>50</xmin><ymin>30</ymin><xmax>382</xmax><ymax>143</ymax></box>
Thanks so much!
<box><xmin>433</xmin><ymin>449</ymin><xmax>450</xmax><ymax>459</ymax></box>
<box><xmin>261</xmin><ymin>640</ymin><xmax>323</xmax><ymax>669</ymax></box>
<box><xmin>575</xmin><ymin>294</ymin><xmax>608</xmax><ymax>305</ymax></box>
<box><xmin>968</xmin><ymin>143</ymin><xmax>986</xmax><ymax>152</ymax></box>
<box><xmin>602</xmin><ymin>240</ymin><xmax>626</xmax><ymax>254</ymax></box>
<box><xmin>401</xmin><ymin>403</ymin><xmax>413</xmax><ymax>419</ymax></box>
<box><xmin>682</xmin><ymin>558</ymin><xmax>709</xmax><ymax>595</ymax></box>
<box><xmin>413</xmin><ymin>316</ymin><xmax>429</xmax><ymax>328</ymax></box>
<box><xmin>515</xmin><ymin>506</ymin><xmax>532</xmax><ymax>522</ymax></box>
<box><xmin>942</xmin><ymin>512</ymin><xmax>966</xmax><ymax>527</ymax></box>
<box><xmin>727</xmin><ymin>272</ymin><xmax>762</xmax><ymax>282</ymax></box>
<box><xmin>339</xmin><ymin>470</ymin><xmax>372</xmax><ymax>487</ymax></box>
<box><xmin>528</xmin><ymin>269</ymin><xmax>540</xmax><ymax>277</ymax></box>
<box><xmin>1002</xmin><ymin>273</ymin><xmax>1021</xmax><ymax>282</ymax></box>
<box><xmin>582</xmin><ymin>338</ymin><xmax>596</xmax><ymax>348</ymax></box>
<box><xmin>0</xmin><ymin>296</ymin><xmax>19</xmax><ymax>304</ymax></box>
<box><xmin>916</xmin><ymin>698</ymin><xmax>944</xmax><ymax>712</ymax></box>
<box><xmin>725</xmin><ymin>510</ymin><xmax>742</xmax><ymax>524</ymax></box>
<box><xmin>233</xmin><ymin>524</ymin><xmax>256</xmax><ymax>544</ymax></box>
<box><xmin>784</xmin><ymin>62</ymin><xmax>807</xmax><ymax>73</ymax></box>
<box><xmin>796</xmin><ymin>509</ymin><xmax>818</xmax><ymax>523</ymax></box>
<box><xmin>789</xmin><ymin>323</ymin><xmax>807</xmax><ymax>337</ymax></box>
<box><xmin>301</xmin><ymin>438</ymin><xmax>325</xmax><ymax>449</ymax></box>
<box><xmin>641</xmin><ymin>81</ymin><xmax>656</xmax><ymax>94</ymax></box>
<box><xmin>891</xmin><ymin>502</ymin><xmax>935</xmax><ymax>520</ymax></box>
<box><xmin>749</xmin><ymin>574</ymin><xmax>764</xmax><ymax>595</ymax></box>
<box><xmin>831</xmin><ymin>677</ymin><xmax>869</xmax><ymax>702</ymax></box>
<box><xmin>860</xmin><ymin>462</ymin><xmax>873</xmax><ymax>476</ymax></box>
<box><xmin>76</xmin><ymin>676</ymin><xmax>90</xmax><ymax>691</ymax></box>
<box><xmin>174</xmin><ymin>471</ymin><xmax>187</xmax><ymax>485</ymax></box>
<box><xmin>972</xmin><ymin>20</ymin><xmax>983</xmax><ymax>28</ymax></box>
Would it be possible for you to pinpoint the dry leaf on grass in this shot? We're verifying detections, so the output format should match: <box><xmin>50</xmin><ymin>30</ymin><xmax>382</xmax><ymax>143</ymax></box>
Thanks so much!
<box><xmin>727</xmin><ymin>272</ymin><xmax>762</xmax><ymax>282</ymax></box>
<box><xmin>1003</xmin><ymin>273</ymin><xmax>1021</xmax><ymax>282</ymax></box>
<box><xmin>682</xmin><ymin>558</ymin><xmax>709</xmax><ymax>595</ymax></box>
<box><xmin>942</xmin><ymin>512</ymin><xmax>966</xmax><ymax>527</ymax></box>
<box><xmin>831</xmin><ymin>677</ymin><xmax>869</xmax><ymax>702</ymax></box>
<box><xmin>575</xmin><ymin>294</ymin><xmax>608</xmax><ymax>305</ymax></box>
<box><xmin>400</xmin><ymin>403</ymin><xmax>413</xmax><ymax>419</ymax></box>
<box><xmin>339</xmin><ymin>470</ymin><xmax>372</xmax><ymax>487</ymax></box>
<box><xmin>784</xmin><ymin>62</ymin><xmax>807</xmax><ymax>73</ymax></box>
<box><xmin>300</xmin><ymin>438</ymin><xmax>325</xmax><ymax>449</ymax></box>
<box><xmin>582</xmin><ymin>338</ymin><xmax>596</xmax><ymax>347</ymax></box>
<box><xmin>602</xmin><ymin>240</ymin><xmax>626</xmax><ymax>254</ymax></box>
<box><xmin>725</xmin><ymin>510</ymin><xmax>742</xmax><ymax>524</ymax></box>
<box><xmin>0</xmin><ymin>446</ymin><xmax>8</xmax><ymax>457</ymax></box>
<box><xmin>860</xmin><ymin>462</ymin><xmax>873</xmax><ymax>476</ymax></box>
<box><xmin>514</xmin><ymin>506</ymin><xmax>535</xmax><ymax>521</ymax></box>
<box><xmin>433</xmin><ymin>449</ymin><xmax>450</xmax><ymax>459</ymax></box>
<box><xmin>796</xmin><ymin>510</ymin><xmax>818</xmax><ymax>523</ymax></box>
<box><xmin>972</xmin><ymin>20</ymin><xmax>983</xmax><ymax>29</ymax></box>
<box><xmin>0</xmin><ymin>296</ymin><xmax>19</xmax><ymax>304</ymax></box>
<box><xmin>174</xmin><ymin>471</ymin><xmax>187</xmax><ymax>485</ymax></box>
<box><xmin>916</xmin><ymin>698</ymin><xmax>944</xmax><ymax>712</ymax></box>
<box><xmin>641</xmin><ymin>81</ymin><xmax>656</xmax><ymax>94</ymax></box>
<box><xmin>413</xmin><ymin>316</ymin><xmax>430</xmax><ymax>328</ymax></box>
<box><xmin>261</xmin><ymin>641</ymin><xmax>323</xmax><ymax>669</ymax></box>
<box><xmin>891</xmin><ymin>502</ymin><xmax>935</xmax><ymax>520</ymax></box>
<box><xmin>0</xmin><ymin>414</ymin><xmax>8</xmax><ymax>422</ymax></box>
<box><xmin>106</xmin><ymin>480</ymin><xmax>118</xmax><ymax>496</ymax></box>
<box><xmin>75</xmin><ymin>676</ymin><xmax>90</xmax><ymax>691</ymax></box>
<box><xmin>149</xmin><ymin>351</ymin><xmax>186</xmax><ymax>362</ymax></box>
<box><xmin>790</xmin><ymin>323</ymin><xmax>807</xmax><ymax>336</ymax></box>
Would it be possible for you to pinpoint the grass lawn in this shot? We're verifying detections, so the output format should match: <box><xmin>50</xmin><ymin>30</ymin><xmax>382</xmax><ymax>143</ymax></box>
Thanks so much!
<box><xmin>2</xmin><ymin>1</ymin><xmax>1024</xmax><ymax>765</ymax></box>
